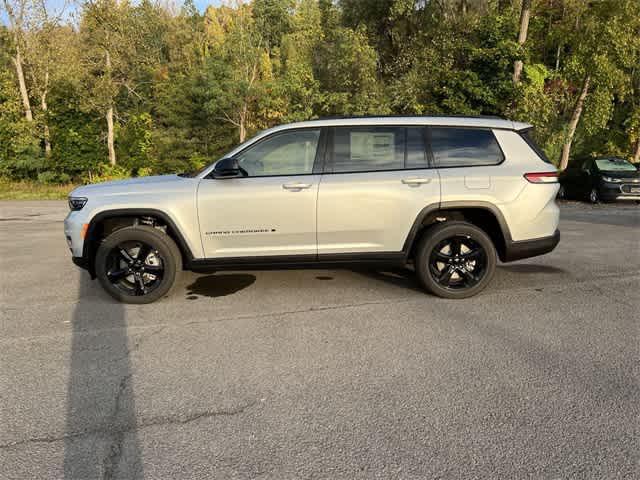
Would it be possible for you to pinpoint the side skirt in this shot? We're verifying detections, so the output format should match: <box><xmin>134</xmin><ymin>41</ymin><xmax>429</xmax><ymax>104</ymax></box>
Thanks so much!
<box><xmin>186</xmin><ymin>252</ymin><xmax>406</xmax><ymax>272</ymax></box>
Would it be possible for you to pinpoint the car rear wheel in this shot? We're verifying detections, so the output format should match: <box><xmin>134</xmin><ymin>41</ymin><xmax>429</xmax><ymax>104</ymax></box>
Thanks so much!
<box><xmin>415</xmin><ymin>221</ymin><xmax>497</xmax><ymax>299</ymax></box>
<box><xmin>95</xmin><ymin>225</ymin><xmax>182</xmax><ymax>304</ymax></box>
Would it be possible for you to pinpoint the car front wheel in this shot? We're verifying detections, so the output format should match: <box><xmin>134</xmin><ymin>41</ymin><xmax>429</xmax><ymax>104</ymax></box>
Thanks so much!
<box><xmin>589</xmin><ymin>188</ymin><xmax>599</xmax><ymax>204</ymax></box>
<box><xmin>415</xmin><ymin>221</ymin><xmax>497</xmax><ymax>299</ymax></box>
<box><xmin>95</xmin><ymin>225</ymin><xmax>182</xmax><ymax>304</ymax></box>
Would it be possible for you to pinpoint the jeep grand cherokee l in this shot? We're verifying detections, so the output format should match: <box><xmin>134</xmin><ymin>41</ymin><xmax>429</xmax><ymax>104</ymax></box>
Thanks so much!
<box><xmin>65</xmin><ymin>116</ymin><xmax>560</xmax><ymax>303</ymax></box>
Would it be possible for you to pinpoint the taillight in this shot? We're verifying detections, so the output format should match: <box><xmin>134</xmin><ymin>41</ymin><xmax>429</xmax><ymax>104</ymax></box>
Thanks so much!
<box><xmin>524</xmin><ymin>172</ymin><xmax>558</xmax><ymax>183</ymax></box>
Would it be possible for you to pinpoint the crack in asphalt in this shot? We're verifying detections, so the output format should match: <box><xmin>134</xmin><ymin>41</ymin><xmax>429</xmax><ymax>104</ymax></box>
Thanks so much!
<box><xmin>0</xmin><ymin>401</ymin><xmax>257</xmax><ymax>451</ymax></box>
<box><xmin>102</xmin><ymin>373</ymin><xmax>132</xmax><ymax>480</ymax></box>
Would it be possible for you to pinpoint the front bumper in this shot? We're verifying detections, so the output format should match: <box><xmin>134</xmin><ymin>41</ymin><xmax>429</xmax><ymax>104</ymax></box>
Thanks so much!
<box><xmin>598</xmin><ymin>182</ymin><xmax>640</xmax><ymax>201</ymax></box>
<box><xmin>503</xmin><ymin>229</ymin><xmax>560</xmax><ymax>262</ymax></box>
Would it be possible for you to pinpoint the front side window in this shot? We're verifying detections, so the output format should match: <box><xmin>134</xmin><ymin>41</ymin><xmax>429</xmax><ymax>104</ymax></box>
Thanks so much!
<box><xmin>236</xmin><ymin>129</ymin><xmax>320</xmax><ymax>177</ymax></box>
<box><xmin>430</xmin><ymin>127</ymin><xmax>503</xmax><ymax>168</ymax></box>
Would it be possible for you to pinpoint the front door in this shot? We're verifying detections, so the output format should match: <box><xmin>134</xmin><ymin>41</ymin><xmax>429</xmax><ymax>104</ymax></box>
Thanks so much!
<box><xmin>197</xmin><ymin>128</ymin><xmax>323</xmax><ymax>258</ymax></box>
<box><xmin>317</xmin><ymin>126</ymin><xmax>440</xmax><ymax>256</ymax></box>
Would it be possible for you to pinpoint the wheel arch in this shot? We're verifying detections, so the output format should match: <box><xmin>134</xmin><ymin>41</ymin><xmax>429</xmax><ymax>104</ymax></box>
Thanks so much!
<box><xmin>403</xmin><ymin>201</ymin><xmax>512</xmax><ymax>262</ymax></box>
<box><xmin>82</xmin><ymin>208</ymin><xmax>195</xmax><ymax>277</ymax></box>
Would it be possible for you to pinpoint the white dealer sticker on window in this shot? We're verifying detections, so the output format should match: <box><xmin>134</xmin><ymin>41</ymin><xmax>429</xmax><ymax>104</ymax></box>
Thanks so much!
<box><xmin>350</xmin><ymin>132</ymin><xmax>395</xmax><ymax>163</ymax></box>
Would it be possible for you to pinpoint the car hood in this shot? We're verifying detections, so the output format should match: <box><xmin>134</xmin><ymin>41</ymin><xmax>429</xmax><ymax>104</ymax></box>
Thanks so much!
<box><xmin>70</xmin><ymin>174</ymin><xmax>191</xmax><ymax>197</ymax></box>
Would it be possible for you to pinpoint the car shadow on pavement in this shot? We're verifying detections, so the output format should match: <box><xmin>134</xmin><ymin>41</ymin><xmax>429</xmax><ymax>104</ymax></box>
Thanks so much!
<box><xmin>185</xmin><ymin>273</ymin><xmax>256</xmax><ymax>299</ymax></box>
<box><xmin>63</xmin><ymin>273</ymin><xmax>142</xmax><ymax>479</ymax></box>
<box><xmin>353</xmin><ymin>268</ymin><xmax>425</xmax><ymax>293</ymax></box>
<box><xmin>498</xmin><ymin>264</ymin><xmax>567</xmax><ymax>275</ymax></box>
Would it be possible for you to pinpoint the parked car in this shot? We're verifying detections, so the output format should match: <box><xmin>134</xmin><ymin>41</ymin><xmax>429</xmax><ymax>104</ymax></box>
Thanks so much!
<box><xmin>558</xmin><ymin>157</ymin><xmax>640</xmax><ymax>203</ymax></box>
<box><xmin>65</xmin><ymin>116</ymin><xmax>560</xmax><ymax>303</ymax></box>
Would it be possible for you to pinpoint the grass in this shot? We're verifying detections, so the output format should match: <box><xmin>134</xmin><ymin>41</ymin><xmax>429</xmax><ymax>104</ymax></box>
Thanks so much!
<box><xmin>0</xmin><ymin>178</ymin><xmax>77</xmax><ymax>200</ymax></box>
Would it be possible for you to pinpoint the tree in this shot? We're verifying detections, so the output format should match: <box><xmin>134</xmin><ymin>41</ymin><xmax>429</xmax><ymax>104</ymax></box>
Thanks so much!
<box><xmin>2</xmin><ymin>0</ymin><xmax>33</xmax><ymax>121</ymax></box>
<box><xmin>23</xmin><ymin>0</ymin><xmax>76</xmax><ymax>156</ymax></box>
<box><xmin>512</xmin><ymin>0</ymin><xmax>531</xmax><ymax>83</ymax></box>
<box><xmin>557</xmin><ymin>0</ymin><xmax>636</xmax><ymax>170</ymax></box>
<box><xmin>203</xmin><ymin>2</ymin><xmax>281</xmax><ymax>142</ymax></box>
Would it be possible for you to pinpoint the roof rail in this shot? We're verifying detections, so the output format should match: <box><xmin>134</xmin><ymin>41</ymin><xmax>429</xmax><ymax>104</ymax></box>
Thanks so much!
<box><xmin>315</xmin><ymin>114</ymin><xmax>506</xmax><ymax>121</ymax></box>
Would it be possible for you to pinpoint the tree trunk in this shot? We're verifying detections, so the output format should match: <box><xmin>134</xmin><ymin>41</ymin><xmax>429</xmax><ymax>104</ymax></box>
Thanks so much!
<box><xmin>460</xmin><ymin>0</ymin><xmax>468</xmax><ymax>16</ymax></box>
<box><xmin>239</xmin><ymin>104</ymin><xmax>247</xmax><ymax>143</ymax></box>
<box><xmin>41</xmin><ymin>72</ymin><xmax>50</xmax><ymax>156</ymax></box>
<box><xmin>633</xmin><ymin>139</ymin><xmax>640</xmax><ymax>164</ymax></box>
<box><xmin>106</xmin><ymin>105</ymin><xmax>116</xmax><ymax>166</ymax></box>
<box><xmin>13</xmin><ymin>46</ymin><xmax>33</xmax><ymax>121</ymax></box>
<box><xmin>105</xmin><ymin>50</ymin><xmax>116</xmax><ymax>166</ymax></box>
<box><xmin>513</xmin><ymin>0</ymin><xmax>532</xmax><ymax>84</ymax></box>
<box><xmin>559</xmin><ymin>76</ymin><xmax>591</xmax><ymax>171</ymax></box>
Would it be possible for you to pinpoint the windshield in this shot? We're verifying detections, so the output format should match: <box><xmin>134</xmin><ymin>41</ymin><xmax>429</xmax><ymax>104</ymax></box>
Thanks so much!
<box><xmin>595</xmin><ymin>158</ymin><xmax>637</xmax><ymax>172</ymax></box>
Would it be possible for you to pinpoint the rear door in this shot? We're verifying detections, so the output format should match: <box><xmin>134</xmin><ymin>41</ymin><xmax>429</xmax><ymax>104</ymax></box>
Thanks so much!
<box><xmin>316</xmin><ymin>126</ymin><xmax>440</xmax><ymax>256</ymax></box>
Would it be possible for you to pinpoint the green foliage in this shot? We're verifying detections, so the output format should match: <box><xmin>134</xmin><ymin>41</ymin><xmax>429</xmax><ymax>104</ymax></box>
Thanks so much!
<box><xmin>0</xmin><ymin>0</ymin><xmax>638</xmax><ymax>188</ymax></box>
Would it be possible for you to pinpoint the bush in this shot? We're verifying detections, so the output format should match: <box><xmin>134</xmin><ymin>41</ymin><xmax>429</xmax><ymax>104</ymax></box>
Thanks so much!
<box><xmin>37</xmin><ymin>171</ymin><xmax>59</xmax><ymax>184</ymax></box>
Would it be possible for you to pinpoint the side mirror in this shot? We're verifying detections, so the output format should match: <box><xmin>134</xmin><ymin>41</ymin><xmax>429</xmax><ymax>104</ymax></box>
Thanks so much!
<box><xmin>212</xmin><ymin>158</ymin><xmax>242</xmax><ymax>179</ymax></box>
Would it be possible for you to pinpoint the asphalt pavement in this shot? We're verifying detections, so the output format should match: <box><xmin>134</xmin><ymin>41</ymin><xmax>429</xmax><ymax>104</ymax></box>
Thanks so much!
<box><xmin>1</xmin><ymin>200</ymin><xmax>638</xmax><ymax>479</ymax></box>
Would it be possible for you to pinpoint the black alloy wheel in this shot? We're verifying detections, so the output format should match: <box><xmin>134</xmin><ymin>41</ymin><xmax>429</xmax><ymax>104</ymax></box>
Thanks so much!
<box><xmin>105</xmin><ymin>241</ymin><xmax>165</xmax><ymax>296</ymax></box>
<box><xmin>428</xmin><ymin>235</ymin><xmax>487</xmax><ymax>291</ymax></box>
<box><xmin>415</xmin><ymin>221</ymin><xmax>497</xmax><ymax>299</ymax></box>
<box><xmin>96</xmin><ymin>225</ymin><xmax>181</xmax><ymax>303</ymax></box>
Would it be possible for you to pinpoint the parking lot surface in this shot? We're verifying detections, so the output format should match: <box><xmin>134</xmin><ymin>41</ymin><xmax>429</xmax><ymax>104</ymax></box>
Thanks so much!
<box><xmin>1</xmin><ymin>200</ymin><xmax>638</xmax><ymax>479</ymax></box>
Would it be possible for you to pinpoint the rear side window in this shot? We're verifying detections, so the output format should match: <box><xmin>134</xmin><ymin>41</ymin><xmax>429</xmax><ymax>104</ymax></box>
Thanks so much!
<box><xmin>430</xmin><ymin>127</ymin><xmax>503</xmax><ymax>168</ymax></box>
<box><xmin>406</xmin><ymin>127</ymin><xmax>429</xmax><ymax>168</ymax></box>
<box><xmin>329</xmin><ymin>126</ymin><xmax>429</xmax><ymax>173</ymax></box>
<box><xmin>331</xmin><ymin>127</ymin><xmax>405</xmax><ymax>173</ymax></box>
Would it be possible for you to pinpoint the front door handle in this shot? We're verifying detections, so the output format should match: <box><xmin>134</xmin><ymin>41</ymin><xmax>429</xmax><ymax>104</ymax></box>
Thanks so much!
<box><xmin>282</xmin><ymin>182</ymin><xmax>312</xmax><ymax>191</ymax></box>
<box><xmin>401</xmin><ymin>178</ymin><xmax>432</xmax><ymax>186</ymax></box>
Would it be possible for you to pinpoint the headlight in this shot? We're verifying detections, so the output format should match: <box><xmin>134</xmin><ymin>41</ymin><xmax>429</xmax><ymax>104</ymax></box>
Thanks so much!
<box><xmin>601</xmin><ymin>176</ymin><xmax>622</xmax><ymax>183</ymax></box>
<box><xmin>68</xmin><ymin>197</ymin><xmax>88</xmax><ymax>211</ymax></box>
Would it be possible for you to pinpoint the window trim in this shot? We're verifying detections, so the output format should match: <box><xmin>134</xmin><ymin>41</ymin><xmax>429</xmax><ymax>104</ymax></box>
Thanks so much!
<box><xmin>426</xmin><ymin>126</ymin><xmax>506</xmax><ymax>169</ymax></box>
<box><xmin>205</xmin><ymin>127</ymin><xmax>326</xmax><ymax>179</ymax></box>
<box><xmin>322</xmin><ymin>126</ymin><xmax>433</xmax><ymax>175</ymax></box>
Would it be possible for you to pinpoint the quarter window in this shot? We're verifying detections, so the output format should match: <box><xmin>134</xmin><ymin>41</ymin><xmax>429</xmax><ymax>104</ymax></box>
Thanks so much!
<box><xmin>430</xmin><ymin>128</ymin><xmax>503</xmax><ymax>167</ymax></box>
<box><xmin>236</xmin><ymin>129</ymin><xmax>320</xmax><ymax>176</ymax></box>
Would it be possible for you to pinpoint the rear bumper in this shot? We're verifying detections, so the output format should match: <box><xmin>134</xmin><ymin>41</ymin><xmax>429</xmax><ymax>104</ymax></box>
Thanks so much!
<box><xmin>503</xmin><ymin>229</ymin><xmax>560</xmax><ymax>262</ymax></box>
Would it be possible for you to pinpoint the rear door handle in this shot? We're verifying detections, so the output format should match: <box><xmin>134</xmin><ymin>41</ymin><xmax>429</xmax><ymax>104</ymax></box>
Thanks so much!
<box><xmin>282</xmin><ymin>182</ymin><xmax>312</xmax><ymax>191</ymax></box>
<box><xmin>401</xmin><ymin>178</ymin><xmax>432</xmax><ymax>186</ymax></box>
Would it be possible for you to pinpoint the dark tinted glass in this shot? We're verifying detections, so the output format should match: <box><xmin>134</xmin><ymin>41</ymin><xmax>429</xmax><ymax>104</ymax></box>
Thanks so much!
<box><xmin>332</xmin><ymin>127</ymin><xmax>405</xmax><ymax>172</ymax></box>
<box><xmin>406</xmin><ymin>127</ymin><xmax>428</xmax><ymax>168</ymax></box>
<box><xmin>430</xmin><ymin>128</ymin><xmax>503</xmax><ymax>167</ymax></box>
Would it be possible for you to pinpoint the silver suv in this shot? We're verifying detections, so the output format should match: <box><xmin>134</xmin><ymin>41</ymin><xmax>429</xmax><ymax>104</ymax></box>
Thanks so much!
<box><xmin>65</xmin><ymin>116</ymin><xmax>560</xmax><ymax>303</ymax></box>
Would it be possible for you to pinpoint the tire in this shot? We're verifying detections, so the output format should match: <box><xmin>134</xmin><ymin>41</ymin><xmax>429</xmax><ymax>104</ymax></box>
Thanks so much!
<box><xmin>589</xmin><ymin>188</ymin><xmax>599</xmax><ymax>204</ymax></box>
<box><xmin>95</xmin><ymin>225</ymin><xmax>182</xmax><ymax>304</ymax></box>
<box><xmin>415</xmin><ymin>221</ymin><xmax>497</xmax><ymax>299</ymax></box>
